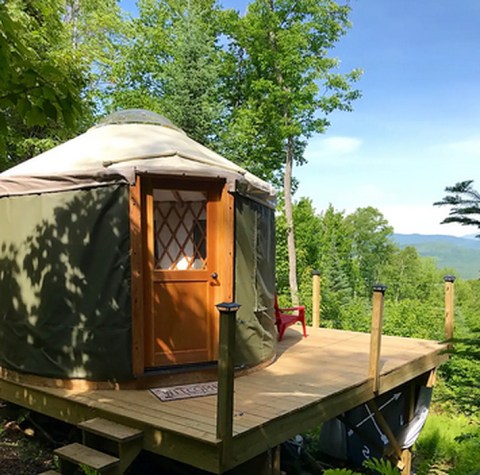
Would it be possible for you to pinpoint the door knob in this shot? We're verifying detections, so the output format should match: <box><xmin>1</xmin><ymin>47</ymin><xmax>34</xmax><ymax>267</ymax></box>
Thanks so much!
<box><xmin>211</xmin><ymin>272</ymin><xmax>218</xmax><ymax>279</ymax></box>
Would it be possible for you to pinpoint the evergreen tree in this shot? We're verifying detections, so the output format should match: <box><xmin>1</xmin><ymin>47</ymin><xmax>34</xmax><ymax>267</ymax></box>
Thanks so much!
<box><xmin>160</xmin><ymin>0</ymin><xmax>224</xmax><ymax>146</ymax></box>
<box><xmin>434</xmin><ymin>180</ymin><xmax>480</xmax><ymax>236</ymax></box>
<box><xmin>105</xmin><ymin>0</ymin><xmax>224</xmax><ymax>146</ymax></box>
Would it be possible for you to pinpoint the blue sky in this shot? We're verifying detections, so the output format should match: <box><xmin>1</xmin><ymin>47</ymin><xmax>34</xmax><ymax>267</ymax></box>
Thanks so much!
<box><xmin>293</xmin><ymin>0</ymin><xmax>480</xmax><ymax>236</ymax></box>
<box><xmin>120</xmin><ymin>0</ymin><xmax>480</xmax><ymax>236</ymax></box>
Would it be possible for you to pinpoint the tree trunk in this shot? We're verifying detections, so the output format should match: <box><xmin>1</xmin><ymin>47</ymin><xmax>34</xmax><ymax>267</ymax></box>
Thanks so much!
<box><xmin>266</xmin><ymin>0</ymin><xmax>299</xmax><ymax>305</ymax></box>
<box><xmin>65</xmin><ymin>0</ymin><xmax>80</xmax><ymax>50</ymax></box>
<box><xmin>284</xmin><ymin>136</ymin><xmax>299</xmax><ymax>306</ymax></box>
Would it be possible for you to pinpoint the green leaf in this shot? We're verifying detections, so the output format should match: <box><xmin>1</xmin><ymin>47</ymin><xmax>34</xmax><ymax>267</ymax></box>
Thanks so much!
<box><xmin>42</xmin><ymin>100</ymin><xmax>58</xmax><ymax>121</ymax></box>
<box><xmin>25</xmin><ymin>105</ymin><xmax>46</xmax><ymax>127</ymax></box>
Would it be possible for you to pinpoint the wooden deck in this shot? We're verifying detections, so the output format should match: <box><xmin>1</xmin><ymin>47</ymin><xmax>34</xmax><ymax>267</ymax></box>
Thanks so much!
<box><xmin>0</xmin><ymin>326</ymin><xmax>447</xmax><ymax>473</ymax></box>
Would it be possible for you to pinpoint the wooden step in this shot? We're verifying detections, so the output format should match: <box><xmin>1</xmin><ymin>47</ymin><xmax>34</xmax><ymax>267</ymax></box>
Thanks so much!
<box><xmin>78</xmin><ymin>417</ymin><xmax>143</xmax><ymax>443</ymax></box>
<box><xmin>55</xmin><ymin>442</ymin><xmax>119</xmax><ymax>471</ymax></box>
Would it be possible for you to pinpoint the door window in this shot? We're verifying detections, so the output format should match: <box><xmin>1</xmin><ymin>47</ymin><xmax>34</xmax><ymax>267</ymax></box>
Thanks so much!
<box><xmin>153</xmin><ymin>189</ymin><xmax>207</xmax><ymax>270</ymax></box>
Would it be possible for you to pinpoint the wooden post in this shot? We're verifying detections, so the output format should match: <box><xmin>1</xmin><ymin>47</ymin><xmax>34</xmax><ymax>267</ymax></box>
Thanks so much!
<box><xmin>312</xmin><ymin>270</ymin><xmax>321</xmax><ymax>328</ymax></box>
<box><xmin>216</xmin><ymin>301</ymin><xmax>240</xmax><ymax>471</ymax></box>
<box><xmin>369</xmin><ymin>284</ymin><xmax>387</xmax><ymax>394</ymax></box>
<box><xmin>400</xmin><ymin>382</ymin><xmax>416</xmax><ymax>474</ymax></box>
<box><xmin>444</xmin><ymin>275</ymin><xmax>455</xmax><ymax>342</ymax></box>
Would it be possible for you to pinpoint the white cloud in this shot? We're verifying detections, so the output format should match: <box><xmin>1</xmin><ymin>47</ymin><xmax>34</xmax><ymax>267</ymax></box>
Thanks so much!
<box><xmin>321</xmin><ymin>136</ymin><xmax>362</xmax><ymax>155</ymax></box>
<box><xmin>432</xmin><ymin>138</ymin><xmax>480</xmax><ymax>160</ymax></box>
<box><xmin>304</xmin><ymin>135</ymin><xmax>362</xmax><ymax>163</ymax></box>
<box><xmin>445</xmin><ymin>138</ymin><xmax>480</xmax><ymax>156</ymax></box>
<box><xmin>379</xmin><ymin>205</ymin><xmax>472</xmax><ymax>236</ymax></box>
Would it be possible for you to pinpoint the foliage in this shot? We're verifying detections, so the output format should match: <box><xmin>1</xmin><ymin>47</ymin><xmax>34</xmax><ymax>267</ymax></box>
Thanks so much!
<box><xmin>104</xmin><ymin>0</ymin><xmax>224</xmax><ymax>146</ymax></box>
<box><xmin>277</xmin><ymin>202</ymin><xmax>413</xmax><ymax>331</ymax></box>
<box><xmin>436</xmin><ymin>279</ymin><xmax>480</xmax><ymax>416</ymax></box>
<box><xmin>434</xmin><ymin>180</ymin><xmax>480</xmax><ymax>236</ymax></box>
<box><xmin>0</xmin><ymin>0</ymin><xmax>87</xmax><ymax>169</ymax></box>
<box><xmin>80</xmin><ymin>465</ymin><xmax>100</xmax><ymax>475</ymax></box>
<box><xmin>434</xmin><ymin>181</ymin><xmax>480</xmax><ymax>417</ymax></box>
<box><xmin>345</xmin><ymin>207</ymin><xmax>395</xmax><ymax>295</ymax></box>
<box><xmin>414</xmin><ymin>411</ymin><xmax>480</xmax><ymax>475</ymax></box>
<box><xmin>322</xmin><ymin>458</ymin><xmax>400</xmax><ymax>475</ymax></box>
<box><xmin>324</xmin><ymin>469</ymin><xmax>358</xmax><ymax>475</ymax></box>
<box><xmin>160</xmin><ymin>0</ymin><xmax>224</xmax><ymax>146</ymax></box>
<box><xmin>62</xmin><ymin>0</ymin><xmax>124</xmax><ymax>115</ymax></box>
<box><xmin>363</xmin><ymin>457</ymin><xmax>400</xmax><ymax>474</ymax></box>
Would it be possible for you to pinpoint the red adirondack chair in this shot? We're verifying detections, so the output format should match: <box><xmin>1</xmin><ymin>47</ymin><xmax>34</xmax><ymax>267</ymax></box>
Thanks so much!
<box><xmin>274</xmin><ymin>294</ymin><xmax>307</xmax><ymax>341</ymax></box>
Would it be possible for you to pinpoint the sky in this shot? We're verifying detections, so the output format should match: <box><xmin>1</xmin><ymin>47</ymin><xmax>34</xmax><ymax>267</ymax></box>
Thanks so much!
<box><xmin>120</xmin><ymin>0</ymin><xmax>480</xmax><ymax>236</ymax></box>
<box><xmin>292</xmin><ymin>0</ymin><xmax>480</xmax><ymax>237</ymax></box>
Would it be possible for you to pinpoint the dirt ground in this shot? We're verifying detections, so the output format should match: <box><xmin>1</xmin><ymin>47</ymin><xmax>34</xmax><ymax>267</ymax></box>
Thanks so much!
<box><xmin>0</xmin><ymin>401</ymin><xmax>57</xmax><ymax>474</ymax></box>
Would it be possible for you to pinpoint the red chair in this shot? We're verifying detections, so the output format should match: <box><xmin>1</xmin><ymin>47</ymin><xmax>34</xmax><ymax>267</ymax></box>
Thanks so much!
<box><xmin>274</xmin><ymin>294</ymin><xmax>307</xmax><ymax>341</ymax></box>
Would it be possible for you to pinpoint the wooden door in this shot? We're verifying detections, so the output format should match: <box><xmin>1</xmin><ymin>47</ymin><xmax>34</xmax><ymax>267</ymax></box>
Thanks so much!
<box><xmin>143</xmin><ymin>178</ymin><xmax>226</xmax><ymax>368</ymax></box>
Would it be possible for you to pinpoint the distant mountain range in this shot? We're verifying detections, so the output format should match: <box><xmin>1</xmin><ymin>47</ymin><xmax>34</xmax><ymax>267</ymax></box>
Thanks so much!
<box><xmin>392</xmin><ymin>233</ymin><xmax>480</xmax><ymax>280</ymax></box>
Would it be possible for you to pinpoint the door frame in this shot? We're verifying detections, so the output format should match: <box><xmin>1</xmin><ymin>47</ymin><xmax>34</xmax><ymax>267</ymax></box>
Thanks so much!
<box><xmin>129</xmin><ymin>174</ymin><xmax>234</xmax><ymax>375</ymax></box>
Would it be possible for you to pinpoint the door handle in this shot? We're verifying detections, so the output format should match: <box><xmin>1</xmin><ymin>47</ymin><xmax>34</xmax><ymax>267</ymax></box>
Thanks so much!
<box><xmin>211</xmin><ymin>272</ymin><xmax>218</xmax><ymax>280</ymax></box>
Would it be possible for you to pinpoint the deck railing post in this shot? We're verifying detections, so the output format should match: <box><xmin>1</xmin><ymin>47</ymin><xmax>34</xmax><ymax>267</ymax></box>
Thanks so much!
<box><xmin>312</xmin><ymin>270</ymin><xmax>321</xmax><ymax>328</ymax></box>
<box><xmin>369</xmin><ymin>284</ymin><xmax>387</xmax><ymax>394</ymax></box>
<box><xmin>444</xmin><ymin>275</ymin><xmax>455</xmax><ymax>343</ymax></box>
<box><xmin>215</xmin><ymin>301</ymin><xmax>240</xmax><ymax>469</ymax></box>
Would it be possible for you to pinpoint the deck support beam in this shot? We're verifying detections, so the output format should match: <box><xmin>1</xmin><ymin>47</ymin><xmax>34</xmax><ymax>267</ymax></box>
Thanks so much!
<box><xmin>366</xmin><ymin>400</ymin><xmax>404</xmax><ymax>469</ymax></box>
<box><xmin>399</xmin><ymin>382</ymin><xmax>416</xmax><ymax>475</ymax></box>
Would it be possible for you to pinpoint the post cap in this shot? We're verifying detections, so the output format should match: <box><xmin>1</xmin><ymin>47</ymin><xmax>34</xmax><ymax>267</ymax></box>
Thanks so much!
<box><xmin>216</xmin><ymin>302</ymin><xmax>241</xmax><ymax>313</ymax></box>
<box><xmin>372</xmin><ymin>284</ymin><xmax>387</xmax><ymax>294</ymax></box>
<box><xmin>311</xmin><ymin>270</ymin><xmax>321</xmax><ymax>276</ymax></box>
<box><xmin>444</xmin><ymin>275</ymin><xmax>456</xmax><ymax>283</ymax></box>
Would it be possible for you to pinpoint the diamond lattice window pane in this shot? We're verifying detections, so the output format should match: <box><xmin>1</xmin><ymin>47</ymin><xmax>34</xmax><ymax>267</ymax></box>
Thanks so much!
<box><xmin>154</xmin><ymin>190</ymin><xmax>207</xmax><ymax>270</ymax></box>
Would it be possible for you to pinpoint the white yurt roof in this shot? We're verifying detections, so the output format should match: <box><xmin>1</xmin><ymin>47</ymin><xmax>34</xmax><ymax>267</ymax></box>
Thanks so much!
<box><xmin>0</xmin><ymin>110</ymin><xmax>275</xmax><ymax>206</ymax></box>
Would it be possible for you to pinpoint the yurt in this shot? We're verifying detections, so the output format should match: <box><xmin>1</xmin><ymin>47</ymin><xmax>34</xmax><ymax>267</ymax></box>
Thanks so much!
<box><xmin>0</xmin><ymin>110</ymin><xmax>277</xmax><ymax>387</ymax></box>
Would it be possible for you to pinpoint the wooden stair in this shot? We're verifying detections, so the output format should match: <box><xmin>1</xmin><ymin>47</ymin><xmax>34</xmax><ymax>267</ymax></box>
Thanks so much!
<box><xmin>55</xmin><ymin>443</ymin><xmax>119</xmax><ymax>474</ymax></box>
<box><xmin>54</xmin><ymin>417</ymin><xmax>143</xmax><ymax>474</ymax></box>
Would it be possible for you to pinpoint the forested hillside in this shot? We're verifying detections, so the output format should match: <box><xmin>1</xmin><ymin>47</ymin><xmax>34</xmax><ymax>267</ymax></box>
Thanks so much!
<box><xmin>393</xmin><ymin>234</ymin><xmax>480</xmax><ymax>280</ymax></box>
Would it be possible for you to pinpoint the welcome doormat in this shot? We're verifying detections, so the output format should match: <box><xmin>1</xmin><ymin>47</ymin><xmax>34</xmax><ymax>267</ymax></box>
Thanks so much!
<box><xmin>150</xmin><ymin>381</ymin><xmax>218</xmax><ymax>401</ymax></box>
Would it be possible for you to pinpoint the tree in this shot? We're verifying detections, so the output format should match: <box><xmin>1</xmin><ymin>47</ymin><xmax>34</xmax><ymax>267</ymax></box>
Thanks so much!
<box><xmin>345</xmin><ymin>207</ymin><xmax>395</xmax><ymax>295</ymax></box>
<box><xmin>222</xmin><ymin>0</ymin><xmax>361</xmax><ymax>305</ymax></box>
<box><xmin>160</xmin><ymin>0</ymin><xmax>224</xmax><ymax>146</ymax></box>
<box><xmin>434</xmin><ymin>180</ymin><xmax>480</xmax><ymax>236</ymax></box>
<box><xmin>276</xmin><ymin>197</ymin><xmax>323</xmax><ymax>311</ymax></box>
<box><xmin>0</xmin><ymin>0</ymin><xmax>86</xmax><ymax>169</ymax></box>
<box><xmin>62</xmin><ymin>0</ymin><xmax>124</xmax><ymax>116</ymax></box>
<box><xmin>105</xmin><ymin>0</ymin><xmax>224</xmax><ymax>146</ymax></box>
